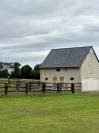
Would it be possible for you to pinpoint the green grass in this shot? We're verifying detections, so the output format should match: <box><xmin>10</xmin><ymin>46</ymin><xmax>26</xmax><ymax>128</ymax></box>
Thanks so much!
<box><xmin>0</xmin><ymin>92</ymin><xmax>99</xmax><ymax>133</ymax></box>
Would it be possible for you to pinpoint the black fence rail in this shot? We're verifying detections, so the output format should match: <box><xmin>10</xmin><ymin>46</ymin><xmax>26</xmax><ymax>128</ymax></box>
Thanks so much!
<box><xmin>0</xmin><ymin>80</ymin><xmax>81</xmax><ymax>96</ymax></box>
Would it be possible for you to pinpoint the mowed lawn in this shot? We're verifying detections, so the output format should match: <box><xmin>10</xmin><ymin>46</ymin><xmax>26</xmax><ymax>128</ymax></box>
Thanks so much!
<box><xmin>0</xmin><ymin>93</ymin><xmax>99</xmax><ymax>133</ymax></box>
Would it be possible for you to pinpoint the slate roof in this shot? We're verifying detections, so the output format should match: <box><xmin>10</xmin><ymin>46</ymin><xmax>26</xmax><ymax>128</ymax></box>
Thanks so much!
<box><xmin>40</xmin><ymin>46</ymin><xmax>93</xmax><ymax>68</ymax></box>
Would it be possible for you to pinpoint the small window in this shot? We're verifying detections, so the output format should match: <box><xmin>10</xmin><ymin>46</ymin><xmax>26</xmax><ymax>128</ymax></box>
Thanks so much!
<box><xmin>53</xmin><ymin>77</ymin><xmax>57</xmax><ymax>81</ymax></box>
<box><xmin>60</xmin><ymin>77</ymin><xmax>64</xmax><ymax>82</ymax></box>
<box><xmin>56</xmin><ymin>68</ymin><xmax>61</xmax><ymax>71</ymax></box>
<box><xmin>70</xmin><ymin>77</ymin><xmax>74</xmax><ymax>80</ymax></box>
<box><xmin>45</xmin><ymin>78</ymin><xmax>48</xmax><ymax>81</ymax></box>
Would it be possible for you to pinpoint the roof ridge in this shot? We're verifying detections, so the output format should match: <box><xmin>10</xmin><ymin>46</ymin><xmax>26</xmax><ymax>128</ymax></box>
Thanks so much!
<box><xmin>52</xmin><ymin>46</ymin><xmax>92</xmax><ymax>50</ymax></box>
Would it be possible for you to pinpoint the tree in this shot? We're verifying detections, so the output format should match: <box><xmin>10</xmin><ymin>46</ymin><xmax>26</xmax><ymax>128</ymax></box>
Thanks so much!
<box><xmin>32</xmin><ymin>71</ymin><xmax>40</xmax><ymax>79</ymax></box>
<box><xmin>0</xmin><ymin>69</ymin><xmax>9</xmax><ymax>78</ymax></box>
<box><xmin>32</xmin><ymin>64</ymin><xmax>41</xmax><ymax>79</ymax></box>
<box><xmin>0</xmin><ymin>62</ymin><xmax>13</xmax><ymax>71</ymax></box>
<box><xmin>0</xmin><ymin>62</ymin><xmax>13</xmax><ymax>78</ymax></box>
<box><xmin>21</xmin><ymin>65</ymin><xmax>33</xmax><ymax>79</ymax></box>
<box><xmin>11</xmin><ymin>62</ymin><xmax>21</xmax><ymax>78</ymax></box>
<box><xmin>34</xmin><ymin>64</ymin><xmax>41</xmax><ymax>71</ymax></box>
<box><xmin>0</xmin><ymin>62</ymin><xmax>3</xmax><ymax>71</ymax></box>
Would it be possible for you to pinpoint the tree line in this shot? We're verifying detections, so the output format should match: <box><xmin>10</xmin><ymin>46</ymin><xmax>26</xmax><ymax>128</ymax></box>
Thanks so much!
<box><xmin>0</xmin><ymin>62</ymin><xmax>40</xmax><ymax>79</ymax></box>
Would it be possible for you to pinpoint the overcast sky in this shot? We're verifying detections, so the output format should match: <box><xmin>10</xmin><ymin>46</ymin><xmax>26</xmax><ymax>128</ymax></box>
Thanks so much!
<box><xmin>0</xmin><ymin>0</ymin><xmax>99</xmax><ymax>67</ymax></box>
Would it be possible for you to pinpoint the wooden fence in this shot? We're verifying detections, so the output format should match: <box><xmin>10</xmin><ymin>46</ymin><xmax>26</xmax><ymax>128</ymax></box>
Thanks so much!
<box><xmin>0</xmin><ymin>80</ymin><xmax>41</xmax><ymax>96</ymax></box>
<box><xmin>41</xmin><ymin>83</ymin><xmax>81</xmax><ymax>93</ymax></box>
<box><xmin>0</xmin><ymin>79</ymin><xmax>81</xmax><ymax>96</ymax></box>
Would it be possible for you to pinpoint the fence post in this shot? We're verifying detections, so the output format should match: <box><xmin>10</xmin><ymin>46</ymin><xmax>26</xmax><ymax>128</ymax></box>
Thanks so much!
<box><xmin>29</xmin><ymin>82</ymin><xmax>32</xmax><ymax>92</ymax></box>
<box><xmin>25</xmin><ymin>83</ymin><xmax>28</xmax><ymax>94</ymax></box>
<box><xmin>60</xmin><ymin>83</ymin><xmax>62</xmax><ymax>92</ymax></box>
<box><xmin>5</xmin><ymin>83</ymin><xmax>8</xmax><ymax>95</ymax></box>
<box><xmin>42</xmin><ymin>82</ymin><xmax>46</xmax><ymax>93</ymax></box>
<box><xmin>8</xmin><ymin>76</ymin><xmax>10</xmax><ymax>88</ymax></box>
<box><xmin>38</xmin><ymin>81</ymin><xmax>41</xmax><ymax>88</ymax></box>
<box><xmin>57</xmin><ymin>83</ymin><xmax>59</xmax><ymax>93</ymax></box>
<box><xmin>16</xmin><ymin>81</ymin><xmax>20</xmax><ymax>91</ymax></box>
<box><xmin>57</xmin><ymin>83</ymin><xmax>61</xmax><ymax>93</ymax></box>
<box><xmin>71</xmin><ymin>83</ymin><xmax>75</xmax><ymax>94</ymax></box>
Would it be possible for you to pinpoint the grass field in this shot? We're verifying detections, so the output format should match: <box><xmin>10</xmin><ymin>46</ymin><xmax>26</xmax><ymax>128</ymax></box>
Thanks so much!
<box><xmin>0</xmin><ymin>92</ymin><xmax>99</xmax><ymax>133</ymax></box>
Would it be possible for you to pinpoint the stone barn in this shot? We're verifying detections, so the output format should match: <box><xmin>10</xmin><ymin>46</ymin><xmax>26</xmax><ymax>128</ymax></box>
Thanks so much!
<box><xmin>40</xmin><ymin>46</ymin><xmax>99</xmax><ymax>91</ymax></box>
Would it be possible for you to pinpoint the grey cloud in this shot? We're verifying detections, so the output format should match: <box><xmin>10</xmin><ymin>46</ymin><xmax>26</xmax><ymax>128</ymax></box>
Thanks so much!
<box><xmin>0</xmin><ymin>0</ymin><xmax>99</xmax><ymax>66</ymax></box>
<box><xmin>83</xmin><ymin>24</ymin><xmax>99</xmax><ymax>33</ymax></box>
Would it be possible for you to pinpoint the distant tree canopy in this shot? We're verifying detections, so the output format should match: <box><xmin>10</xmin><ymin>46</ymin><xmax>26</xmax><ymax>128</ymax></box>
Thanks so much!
<box><xmin>34</xmin><ymin>64</ymin><xmax>40</xmax><ymax>72</ymax></box>
<box><xmin>33</xmin><ymin>64</ymin><xmax>41</xmax><ymax>79</ymax></box>
<box><xmin>11</xmin><ymin>62</ymin><xmax>21</xmax><ymax>78</ymax></box>
<box><xmin>0</xmin><ymin>62</ymin><xmax>13</xmax><ymax>78</ymax></box>
<box><xmin>21</xmin><ymin>65</ymin><xmax>32</xmax><ymax>79</ymax></box>
<box><xmin>0</xmin><ymin>62</ymin><xmax>41</xmax><ymax>79</ymax></box>
<box><xmin>21</xmin><ymin>64</ymin><xmax>41</xmax><ymax>79</ymax></box>
<box><xmin>0</xmin><ymin>69</ymin><xmax>9</xmax><ymax>78</ymax></box>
